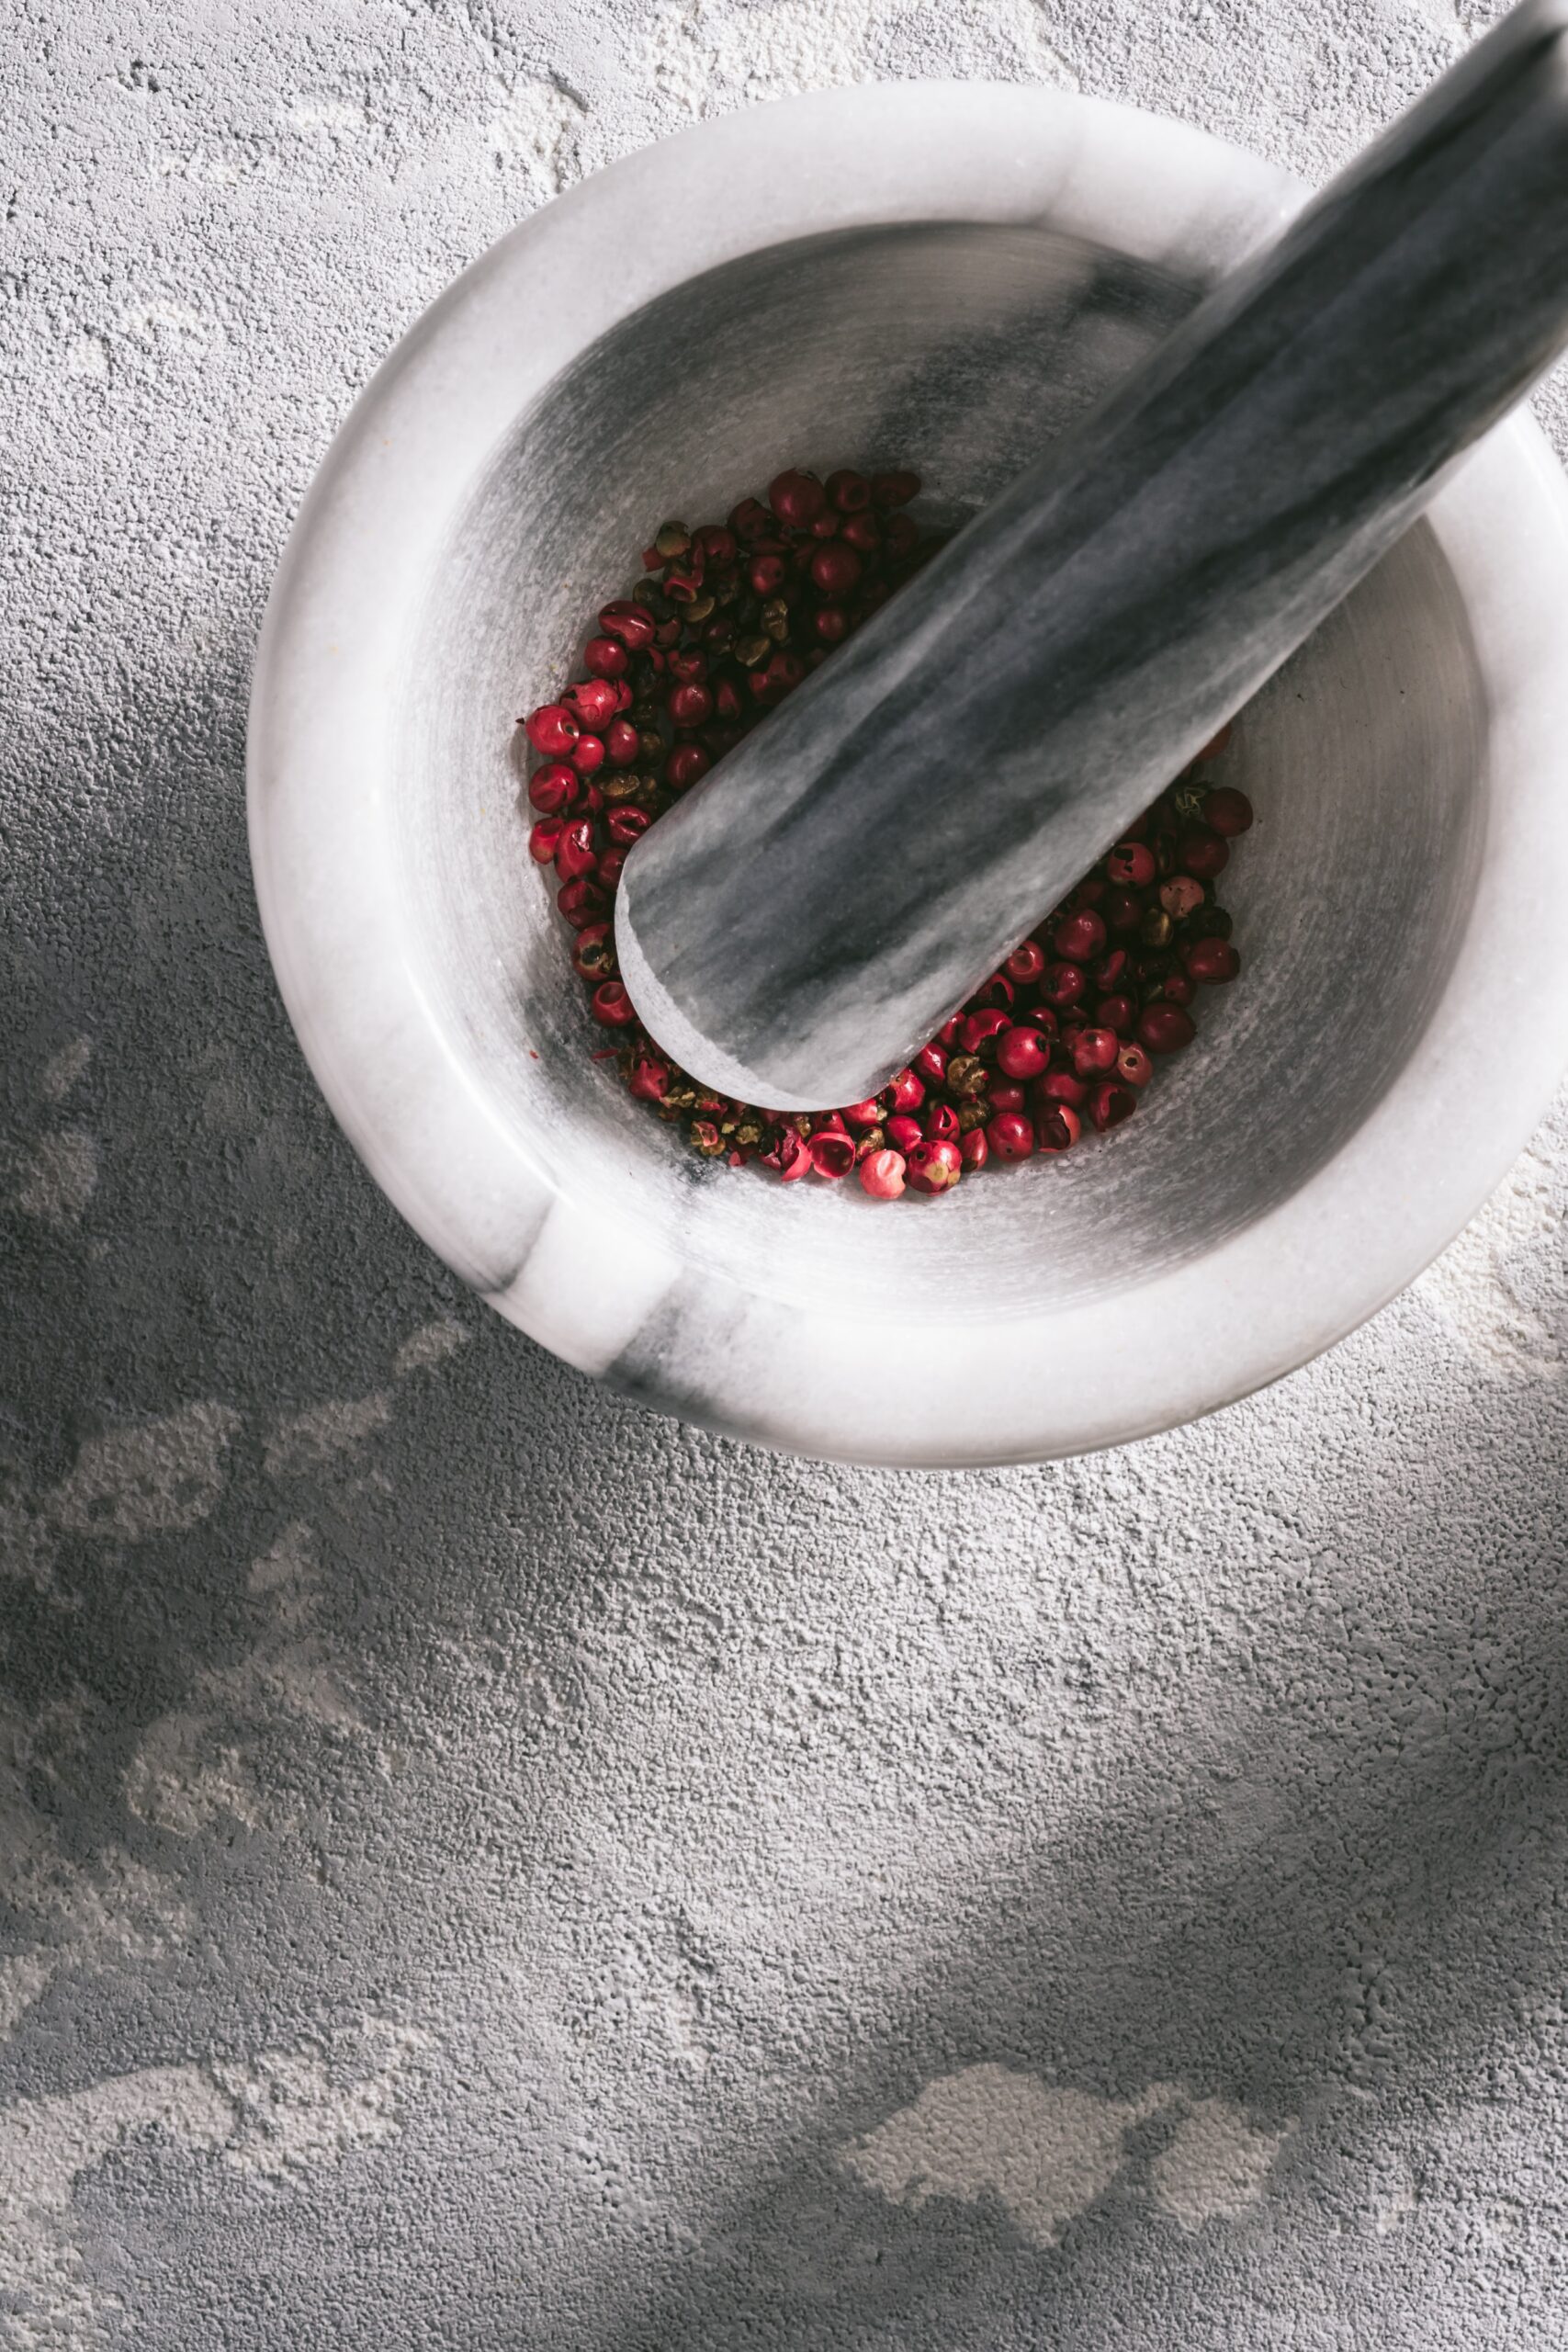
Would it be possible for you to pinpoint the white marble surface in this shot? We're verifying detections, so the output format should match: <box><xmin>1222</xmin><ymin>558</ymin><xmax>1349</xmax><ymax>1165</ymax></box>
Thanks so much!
<box><xmin>251</xmin><ymin>84</ymin><xmax>1568</xmax><ymax>1464</ymax></box>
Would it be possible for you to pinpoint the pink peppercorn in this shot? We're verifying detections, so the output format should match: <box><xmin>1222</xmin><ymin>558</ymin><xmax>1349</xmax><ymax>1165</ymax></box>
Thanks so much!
<box><xmin>529</xmin><ymin>816</ymin><xmax>564</xmax><ymax>864</ymax></box>
<box><xmin>597</xmin><ymin>600</ymin><xmax>655</xmax><ymax>650</ymax></box>
<box><xmin>666</xmin><ymin>742</ymin><xmax>711</xmax><ymax>790</ymax></box>
<box><xmin>986</xmin><ymin>1111</ymin><xmax>1035</xmax><ymax>1161</ymax></box>
<box><xmin>924</xmin><ymin>1102</ymin><xmax>961</xmax><ymax>1144</ymax></box>
<box><xmin>885</xmin><ymin>1114</ymin><xmax>923</xmax><ymax>1153</ymax></box>
<box><xmin>525</xmin><ymin>702</ymin><xmax>579</xmax><ymax>756</ymax></box>
<box><xmin>871</xmin><ymin>469</ymin><xmax>920</xmax><ymax>508</ymax></box>
<box><xmin>1037</xmin><ymin>1068</ymin><xmax>1088</xmax><ymax>1108</ymax></box>
<box><xmin>591</xmin><ymin>981</ymin><xmax>637</xmax><ymax>1027</ymax></box>
<box><xmin>605</xmin><ymin>718</ymin><xmax>641</xmax><ymax>768</ymax></box>
<box><xmin>583</xmin><ymin>634</ymin><xmax>629</xmax><ymax>679</ymax></box>
<box><xmin>1202</xmin><ymin>785</ymin><xmax>1254</xmax><ymax>836</ymax></box>
<box><xmin>810</xmin><ymin>542</ymin><xmax>863</xmax><ymax>598</ymax></box>
<box><xmin>1178</xmin><ymin>825</ymin><xmax>1229</xmax><ymax>879</ymax></box>
<box><xmin>842</xmin><ymin>1097</ymin><xmax>885</xmax><ymax>1129</ymax></box>
<box><xmin>668</xmin><ymin>682</ymin><xmax>713</xmax><ymax>729</ymax></box>
<box><xmin>557</xmin><ymin>876</ymin><xmax>607</xmax><ymax>928</ymax></box>
<box><xmin>996</xmin><ymin>1024</ymin><xmax>1051</xmax><ymax>1080</ymax></box>
<box><xmin>1040</xmin><ymin>961</ymin><xmax>1088</xmax><ymax>1011</ymax></box>
<box><xmin>961</xmin><ymin>1128</ymin><xmax>989</xmax><ymax>1170</ymax></box>
<box><xmin>1068</xmin><ymin>1026</ymin><xmax>1120</xmax><ymax>1078</ymax></box>
<box><xmin>563</xmin><ymin>677</ymin><xmax>618</xmax><ymax>729</ymax></box>
<box><xmin>528</xmin><ymin>763</ymin><xmax>578</xmax><ymax>815</ymax></box>
<box><xmin>1088</xmin><ymin>1081</ymin><xmax>1138</xmax><ymax>1132</ymax></box>
<box><xmin>1186</xmin><ymin>937</ymin><xmax>1241</xmax><ymax>983</ymax></box>
<box><xmin>887</xmin><ymin>1068</ymin><xmax>926</xmax><ymax>1114</ymax></box>
<box><xmin>827</xmin><ymin>469</ymin><xmax>872</xmax><ymax>512</ymax></box>
<box><xmin>808</xmin><ymin>1130</ymin><xmax>856</xmax><ymax>1180</ymax></box>
<box><xmin>1004</xmin><ymin>939</ymin><xmax>1046</xmax><ymax>986</ymax></box>
<box><xmin>570</xmin><ymin>732</ymin><xmax>605</xmax><ymax>776</ymax></box>
<box><xmin>1054</xmin><ymin>910</ymin><xmax>1106</xmax><ymax>962</ymax></box>
<box><xmin>960</xmin><ymin>1008</ymin><xmax>1012</xmax><ymax>1057</ymax></box>
<box><xmin>1035</xmin><ymin>1102</ymin><xmax>1081</xmax><ymax>1154</ymax></box>
<box><xmin>554</xmin><ymin>819</ymin><xmax>599</xmax><ymax>881</ymax></box>
<box><xmin>768</xmin><ymin>469</ymin><xmax>828</xmax><ymax>526</ymax></box>
<box><xmin>1137</xmin><ymin>1002</ymin><xmax>1197</xmax><ymax>1054</ymax></box>
<box><xmin>1116</xmin><ymin>1042</ymin><xmax>1154</xmax><ymax>1087</ymax></box>
<box><xmin>906</xmin><ymin>1138</ymin><xmax>963</xmax><ymax>1193</ymax></box>
<box><xmin>914</xmin><ymin>1043</ymin><xmax>948</xmax><ymax>1086</ymax></box>
<box><xmin>859</xmin><ymin>1148</ymin><xmax>907</xmax><ymax>1199</ymax></box>
<box><xmin>1106</xmin><ymin>840</ymin><xmax>1156</xmax><ymax>888</ymax></box>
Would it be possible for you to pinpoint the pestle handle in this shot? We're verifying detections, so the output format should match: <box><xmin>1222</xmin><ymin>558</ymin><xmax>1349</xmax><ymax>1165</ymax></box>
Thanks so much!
<box><xmin>615</xmin><ymin>0</ymin><xmax>1568</xmax><ymax>1113</ymax></box>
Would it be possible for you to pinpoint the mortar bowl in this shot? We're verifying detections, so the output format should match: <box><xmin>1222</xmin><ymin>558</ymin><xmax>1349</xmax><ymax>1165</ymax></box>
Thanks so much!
<box><xmin>247</xmin><ymin>84</ymin><xmax>1568</xmax><ymax>1465</ymax></box>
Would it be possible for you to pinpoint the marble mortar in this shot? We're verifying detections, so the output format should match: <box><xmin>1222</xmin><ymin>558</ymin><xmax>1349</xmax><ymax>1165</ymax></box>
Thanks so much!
<box><xmin>247</xmin><ymin>84</ymin><xmax>1568</xmax><ymax>1464</ymax></box>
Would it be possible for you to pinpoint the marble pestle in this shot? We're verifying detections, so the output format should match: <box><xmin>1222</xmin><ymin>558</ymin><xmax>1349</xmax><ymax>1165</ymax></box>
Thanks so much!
<box><xmin>615</xmin><ymin>0</ymin><xmax>1568</xmax><ymax>1113</ymax></box>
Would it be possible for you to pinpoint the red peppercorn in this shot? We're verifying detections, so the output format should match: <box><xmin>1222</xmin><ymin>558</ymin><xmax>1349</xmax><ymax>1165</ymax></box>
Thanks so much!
<box><xmin>1068</xmin><ymin>1026</ymin><xmax>1119</xmax><ymax>1078</ymax></box>
<box><xmin>627</xmin><ymin>1053</ymin><xmax>669</xmax><ymax>1102</ymax></box>
<box><xmin>595</xmin><ymin>846</ymin><xmax>626</xmax><ymax>889</ymax></box>
<box><xmin>1137</xmin><ymin>1002</ymin><xmax>1197</xmax><ymax>1054</ymax></box>
<box><xmin>839</xmin><ymin>511</ymin><xmax>881</xmax><ymax>553</ymax></box>
<box><xmin>528</xmin><ymin>816</ymin><xmax>564</xmax><ymax>864</ymax></box>
<box><xmin>729</xmin><ymin>496</ymin><xmax>772</xmax><ymax>541</ymax></box>
<box><xmin>748</xmin><ymin>554</ymin><xmax>787</xmax><ymax>598</ymax></box>
<box><xmin>1070</xmin><ymin>876</ymin><xmax>1108</xmax><ymax>910</ymax></box>
<box><xmin>591</xmin><ymin>980</ymin><xmax>637</xmax><ymax>1027</ymax></box>
<box><xmin>1197</xmin><ymin>720</ymin><xmax>1234</xmax><ymax>760</ymax></box>
<box><xmin>1096</xmin><ymin>993</ymin><xmax>1136</xmax><ymax>1035</ymax></box>
<box><xmin>826</xmin><ymin>468</ymin><xmax>871</xmax><ymax>512</ymax></box>
<box><xmin>1159</xmin><ymin>876</ymin><xmax>1205</xmax><ymax>922</ymax></box>
<box><xmin>1035</xmin><ymin>1102</ymin><xmax>1081</xmax><ymax>1154</ymax></box>
<box><xmin>810</xmin><ymin>542</ymin><xmax>862</xmax><ymax>598</ymax></box>
<box><xmin>606</xmin><ymin>806</ymin><xmax>651</xmax><ymax>846</ymax></box>
<box><xmin>1036</xmin><ymin>1068</ymin><xmax>1089</xmax><ymax>1108</ymax></box>
<box><xmin>557</xmin><ymin>876</ymin><xmax>607</xmax><ymax>929</ymax></box>
<box><xmin>527</xmin><ymin>763</ymin><xmax>578</xmax><ymax>815</ymax></box>
<box><xmin>668</xmin><ymin>682</ymin><xmax>713</xmax><ymax>729</ymax></box>
<box><xmin>888</xmin><ymin>1067</ymin><xmax>925</xmax><ymax>1114</ymax></box>
<box><xmin>924</xmin><ymin>1101</ymin><xmax>960</xmax><ymax>1144</ymax></box>
<box><xmin>832</xmin><ymin>1098</ymin><xmax>874</xmax><ymax>1128</ymax></box>
<box><xmin>769</xmin><ymin>469</ymin><xmax>828</xmax><ymax>527</ymax></box>
<box><xmin>1004</xmin><ymin>939</ymin><xmax>1046</xmax><ymax>986</ymax></box>
<box><xmin>987</xmin><ymin>1080</ymin><xmax>1026</xmax><ymax>1113</ymax></box>
<box><xmin>860</xmin><ymin>1148</ymin><xmax>906</xmax><ymax>1200</ymax></box>
<box><xmin>605</xmin><ymin>718</ymin><xmax>641</xmax><ymax>768</ymax></box>
<box><xmin>960</xmin><ymin>1128</ymin><xmax>988</xmax><ymax>1170</ymax></box>
<box><xmin>1039</xmin><ymin>961</ymin><xmax>1088</xmax><ymax>1011</ymax></box>
<box><xmin>1106</xmin><ymin>840</ymin><xmax>1156</xmax><ymax>888</ymax></box>
<box><xmin>870</xmin><ymin>469</ymin><xmax>920</xmax><ymax>509</ymax></box>
<box><xmin>914</xmin><ymin>1043</ymin><xmax>948</xmax><ymax>1085</ymax></box>
<box><xmin>1054</xmin><ymin>910</ymin><xmax>1107</xmax><ymax>963</ymax></box>
<box><xmin>1177</xmin><ymin>825</ymin><xmax>1229</xmax><ymax>879</ymax></box>
<box><xmin>885</xmin><ymin>1114</ymin><xmax>923</xmax><ymax>1153</ymax></box>
<box><xmin>1186</xmin><ymin>937</ymin><xmax>1241</xmax><ymax>984</ymax></box>
<box><xmin>815</xmin><ymin>605</ymin><xmax>850</xmax><ymax>644</ymax></box>
<box><xmin>986</xmin><ymin>1111</ymin><xmax>1035</xmax><ymax>1162</ymax></box>
<box><xmin>570</xmin><ymin>732</ymin><xmax>605</xmax><ymax>776</ymax></box>
<box><xmin>1103</xmin><ymin>888</ymin><xmax>1143</xmax><ymax>934</ymax></box>
<box><xmin>1088</xmin><ymin>1081</ymin><xmax>1138</xmax><ymax>1132</ymax></box>
<box><xmin>667</xmin><ymin>647</ymin><xmax>708</xmax><ymax>684</ymax></box>
<box><xmin>971</xmin><ymin>971</ymin><xmax>1016</xmax><ymax>1012</ymax></box>
<box><xmin>562</xmin><ymin>677</ymin><xmax>618</xmax><ymax>730</ymax></box>
<box><xmin>1202</xmin><ymin>785</ymin><xmax>1254</xmax><ymax>836</ymax></box>
<box><xmin>751</xmin><ymin>650</ymin><xmax>805</xmax><ymax>701</ymax></box>
<box><xmin>524</xmin><ymin>702</ymin><xmax>579</xmax><ymax>756</ymax></box>
<box><xmin>1015</xmin><ymin>1004</ymin><xmax>1059</xmax><ymax>1036</ymax></box>
<box><xmin>572</xmin><ymin>922</ymin><xmax>615</xmax><ymax>981</ymax></box>
<box><xmin>553</xmin><ymin>818</ymin><xmax>598</xmax><ymax>881</ymax></box>
<box><xmin>1116</xmin><ymin>1042</ymin><xmax>1154</xmax><ymax>1087</ymax></box>
<box><xmin>693</xmin><ymin>524</ymin><xmax>738</xmax><ymax>565</ymax></box>
<box><xmin>959</xmin><ymin>1008</ymin><xmax>1012</xmax><ymax>1057</ymax></box>
<box><xmin>808</xmin><ymin>1129</ymin><xmax>856</xmax><ymax>1180</ymax></box>
<box><xmin>906</xmin><ymin>1138</ymin><xmax>962</xmax><ymax>1193</ymax></box>
<box><xmin>777</xmin><ymin>1130</ymin><xmax>813</xmax><ymax>1182</ymax></box>
<box><xmin>597</xmin><ymin>600</ymin><xmax>655</xmax><ymax>651</ymax></box>
<box><xmin>996</xmin><ymin>1024</ymin><xmax>1051</xmax><ymax>1080</ymax></box>
<box><xmin>666</xmin><ymin>742</ymin><xmax>711</xmax><ymax>790</ymax></box>
<box><xmin>1160</xmin><ymin>970</ymin><xmax>1197</xmax><ymax>1007</ymax></box>
<box><xmin>583</xmin><ymin>634</ymin><xmax>629</xmax><ymax>679</ymax></box>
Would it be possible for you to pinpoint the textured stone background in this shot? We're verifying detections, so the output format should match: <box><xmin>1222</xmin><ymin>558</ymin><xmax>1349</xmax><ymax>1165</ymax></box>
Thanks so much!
<box><xmin>6</xmin><ymin>0</ymin><xmax>1568</xmax><ymax>2345</ymax></box>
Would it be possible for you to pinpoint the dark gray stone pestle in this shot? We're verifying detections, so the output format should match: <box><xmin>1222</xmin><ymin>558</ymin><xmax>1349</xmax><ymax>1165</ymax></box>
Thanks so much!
<box><xmin>615</xmin><ymin>0</ymin><xmax>1568</xmax><ymax>1113</ymax></box>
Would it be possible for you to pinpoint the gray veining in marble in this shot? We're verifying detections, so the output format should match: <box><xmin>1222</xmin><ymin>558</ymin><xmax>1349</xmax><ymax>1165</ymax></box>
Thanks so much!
<box><xmin>616</xmin><ymin>0</ymin><xmax>1568</xmax><ymax>1111</ymax></box>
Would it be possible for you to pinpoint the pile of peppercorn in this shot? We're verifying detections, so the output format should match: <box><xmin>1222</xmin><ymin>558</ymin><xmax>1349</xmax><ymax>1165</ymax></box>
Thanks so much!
<box><xmin>520</xmin><ymin>464</ymin><xmax>1253</xmax><ymax>1201</ymax></box>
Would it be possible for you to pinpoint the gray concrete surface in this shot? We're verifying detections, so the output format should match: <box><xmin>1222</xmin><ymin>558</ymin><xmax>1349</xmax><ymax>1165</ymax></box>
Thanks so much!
<box><xmin>6</xmin><ymin>0</ymin><xmax>1568</xmax><ymax>2344</ymax></box>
